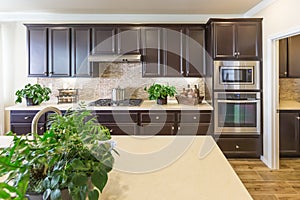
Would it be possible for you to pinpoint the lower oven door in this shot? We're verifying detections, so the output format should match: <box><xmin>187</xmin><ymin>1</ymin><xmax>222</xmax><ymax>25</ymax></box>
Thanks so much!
<box><xmin>214</xmin><ymin>98</ymin><xmax>261</xmax><ymax>135</ymax></box>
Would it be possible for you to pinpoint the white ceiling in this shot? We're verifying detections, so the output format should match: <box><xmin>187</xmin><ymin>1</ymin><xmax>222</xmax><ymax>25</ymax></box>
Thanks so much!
<box><xmin>1</xmin><ymin>0</ymin><xmax>264</xmax><ymax>15</ymax></box>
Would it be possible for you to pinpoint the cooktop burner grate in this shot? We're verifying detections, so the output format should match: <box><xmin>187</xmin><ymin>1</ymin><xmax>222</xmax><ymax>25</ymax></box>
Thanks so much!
<box><xmin>88</xmin><ymin>99</ymin><xmax>143</xmax><ymax>107</ymax></box>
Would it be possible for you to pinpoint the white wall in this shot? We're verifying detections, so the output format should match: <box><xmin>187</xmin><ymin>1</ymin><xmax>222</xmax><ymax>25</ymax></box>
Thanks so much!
<box><xmin>254</xmin><ymin>0</ymin><xmax>300</xmax><ymax>169</ymax></box>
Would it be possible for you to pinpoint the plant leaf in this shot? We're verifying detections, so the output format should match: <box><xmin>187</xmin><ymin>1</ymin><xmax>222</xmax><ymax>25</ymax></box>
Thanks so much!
<box><xmin>43</xmin><ymin>188</ymin><xmax>51</xmax><ymax>200</ymax></box>
<box><xmin>72</xmin><ymin>173</ymin><xmax>88</xmax><ymax>186</ymax></box>
<box><xmin>88</xmin><ymin>189</ymin><xmax>99</xmax><ymax>200</ymax></box>
<box><xmin>50</xmin><ymin>188</ymin><xmax>61</xmax><ymax>200</ymax></box>
<box><xmin>91</xmin><ymin>170</ymin><xmax>108</xmax><ymax>193</ymax></box>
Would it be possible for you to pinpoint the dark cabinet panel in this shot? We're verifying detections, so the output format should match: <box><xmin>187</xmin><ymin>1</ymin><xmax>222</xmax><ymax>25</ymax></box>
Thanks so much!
<box><xmin>163</xmin><ymin>27</ymin><xmax>184</xmax><ymax>77</ymax></box>
<box><xmin>279</xmin><ymin>112</ymin><xmax>300</xmax><ymax>156</ymax></box>
<box><xmin>92</xmin><ymin>27</ymin><xmax>116</xmax><ymax>54</ymax></box>
<box><xmin>288</xmin><ymin>35</ymin><xmax>300</xmax><ymax>78</ymax></box>
<box><xmin>102</xmin><ymin>123</ymin><xmax>137</xmax><ymax>135</ymax></box>
<box><xmin>72</xmin><ymin>27</ymin><xmax>98</xmax><ymax>77</ymax></box>
<box><xmin>185</xmin><ymin>27</ymin><xmax>205</xmax><ymax>77</ymax></box>
<box><xmin>118</xmin><ymin>27</ymin><xmax>141</xmax><ymax>54</ymax></box>
<box><xmin>279</xmin><ymin>38</ymin><xmax>288</xmax><ymax>78</ymax></box>
<box><xmin>48</xmin><ymin>27</ymin><xmax>71</xmax><ymax>77</ymax></box>
<box><xmin>11</xmin><ymin>123</ymin><xmax>45</xmax><ymax>135</ymax></box>
<box><xmin>27</xmin><ymin>26</ymin><xmax>48</xmax><ymax>77</ymax></box>
<box><xmin>141</xmin><ymin>27</ymin><xmax>162</xmax><ymax>77</ymax></box>
<box><xmin>214</xmin><ymin>23</ymin><xmax>235</xmax><ymax>59</ymax></box>
<box><xmin>139</xmin><ymin>123</ymin><xmax>175</xmax><ymax>135</ymax></box>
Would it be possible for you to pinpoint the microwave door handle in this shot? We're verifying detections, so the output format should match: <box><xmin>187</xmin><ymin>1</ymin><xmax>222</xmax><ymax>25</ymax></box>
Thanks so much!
<box><xmin>217</xmin><ymin>100</ymin><xmax>260</xmax><ymax>103</ymax></box>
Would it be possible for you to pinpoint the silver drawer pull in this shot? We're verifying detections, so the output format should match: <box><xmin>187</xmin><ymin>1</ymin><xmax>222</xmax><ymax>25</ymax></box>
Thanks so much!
<box><xmin>155</xmin><ymin>116</ymin><xmax>160</xmax><ymax>120</ymax></box>
<box><xmin>235</xmin><ymin>145</ymin><xmax>240</xmax><ymax>149</ymax></box>
<box><xmin>172</xmin><ymin>126</ymin><xmax>175</xmax><ymax>130</ymax></box>
<box><xmin>40</xmin><ymin>127</ymin><xmax>44</xmax><ymax>130</ymax></box>
<box><xmin>193</xmin><ymin>116</ymin><xmax>197</xmax><ymax>120</ymax></box>
<box><xmin>296</xmin><ymin>117</ymin><xmax>300</xmax><ymax>120</ymax></box>
<box><xmin>178</xmin><ymin>127</ymin><xmax>181</xmax><ymax>130</ymax></box>
<box><xmin>24</xmin><ymin>116</ymin><xmax>31</xmax><ymax>120</ymax></box>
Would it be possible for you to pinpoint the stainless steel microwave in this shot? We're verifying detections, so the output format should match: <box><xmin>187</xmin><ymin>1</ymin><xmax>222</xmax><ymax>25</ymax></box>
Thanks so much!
<box><xmin>214</xmin><ymin>61</ymin><xmax>260</xmax><ymax>90</ymax></box>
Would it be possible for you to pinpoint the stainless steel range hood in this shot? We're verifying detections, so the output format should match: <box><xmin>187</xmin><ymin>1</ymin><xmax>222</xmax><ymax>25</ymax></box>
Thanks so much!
<box><xmin>88</xmin><ymin>54</ymin><xmax>142</xmax><ymax>63</ymax></box>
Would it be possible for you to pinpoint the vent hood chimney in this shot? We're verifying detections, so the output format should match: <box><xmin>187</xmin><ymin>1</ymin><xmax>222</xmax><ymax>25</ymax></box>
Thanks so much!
<box><xmin>88</xmin><ymin>54</ymin><xmax>142</xmax><ymax>63</ymax></box>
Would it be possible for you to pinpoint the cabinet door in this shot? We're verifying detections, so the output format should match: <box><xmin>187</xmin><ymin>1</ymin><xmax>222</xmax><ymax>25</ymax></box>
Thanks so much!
<box><xmin>139</xmin><ymin>123</ymin><xmax>175</xmax><ymax>135</ymax></box>
<box><xmin>236</xmin><ymin>22</ymin><xmax>261</xmax><ymax>59</ymax></box>
<box><xmin>279</xmin><ymin>38</ymin><xmax>288</xmax><ymax>78</ymax></box>
<box><xmin>72</xmin><ymin>27</ymin><xmax>98</xmax><ymax>77</ymax></box>
<box><xmin>92</xmin><ymin>27</ymin><xmax>116</xmax><ymax>54</ymax></box>
<box><xmin>214</xmin><ymin>23</ymin><xmax>235</xmax><ymax>59</ymax></box>
<box><xmin>102</xmin><ymin>123</ymin><xmax>137</xmax><ymax>135</ymax></box>
<box><xmin>162</xmin><ymin>27</ymin><xmax>184</xmax><ymax>77</ymax></box>
<box><xmin>288</xmin><ymin>35</ymin><xmax>300</xmax><ymax>78</ymax></box>
<box><xmin>48</xmin><ymin>27</ymin><xmax>71</xmax><ymax>77</ymax></box>
<box><xmin>11</xmin><ymin>123</ymin><xmax>45</xmax><ymax>135</ymax></box>
<box><xmin>27</xmin><ymin>26</ymin><xmax>48</xmax><ymax>77</ymax></box>
<box><xmin>185</xmin><ymin>26</ymin><xmax>205</xmax><ymax>77</ymax></box>
<box><xmin>141</xmin><ymin>27</ymin><xmax>162</xmax><ymax>77</ymax></box>
<box><xmin>118</xmin><ymin>27</ymin><xmax>140</xmax><ymax>54</ymax></box>
<box><xmin>279</xmin><ymin>112</ymin><xmax>300</xmax><ymax>156</ymax></box>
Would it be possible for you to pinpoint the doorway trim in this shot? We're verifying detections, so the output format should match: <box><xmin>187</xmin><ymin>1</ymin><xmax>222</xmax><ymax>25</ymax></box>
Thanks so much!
<box><xmin>262</xmin><ymin>26</ymin><xmax>300</xmax><ymax>169</ymax></box>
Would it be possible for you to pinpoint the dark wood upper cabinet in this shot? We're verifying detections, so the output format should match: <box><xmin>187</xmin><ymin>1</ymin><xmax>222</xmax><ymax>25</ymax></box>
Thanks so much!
<box><xmin>162</xmin><ymin>26</ymin><xmax>184</xmax><ymax>77</ymax></box>
<box><xmin>209</xmin><ymin>19</ymin><xmax>262</xmax><ymax>60</ymax></box>
<box><xmin>141</xmin><ymin>27</ymin><xmax>162</xmax><ymax>77</ymax></box>
<box><xmin>279</xmin><ymin>38</ymin><xmax>288</xmax><ymax>78</ymax></box>
<box><xmin>27</xmin><ymin>26</ymin><xmax>48</xmax><ymax>77</ymax></box>
<box><xmin>92</xmin><ymin>27</ymin><xmax>116</xmax><ymax>54</ymax></box>
<box><xmin>117</xmin><ymin>27</ymin><xmax>141</xmax><ymax>54</ymax></box>
<box><xmin>279</xmin><ymin>34</ymin><xmax>300</xmax><ymax>78</ymax></box>
<box><xmin>48</xmin><ymin>27</ymin><xmax>71</xmax><ymax>77</ymax></box>
<box><xmin>72</xmin><ymin>27</ymin><xmax>98</xmax><ymax>77</ymax></box>
<box><xmin>185</xmin><ymin>26</ymin><xmax>205</xmax><ymax>77</ymax></box>
<box><xmin>141</xmin><ymin>25</ymin><xmax>206</xmax><ymax>77</ymax></box>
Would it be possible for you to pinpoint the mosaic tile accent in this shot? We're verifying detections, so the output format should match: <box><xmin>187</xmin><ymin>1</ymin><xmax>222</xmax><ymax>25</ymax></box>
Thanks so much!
<box><xmin>37</xmin><ymin>63</ymin><xmax>207</xmax><ymax>104</ymax></box>
<box><xmin>279</xmin><ymin>78</ymin><xmax>300</xmax><ymax>101</ymax></box>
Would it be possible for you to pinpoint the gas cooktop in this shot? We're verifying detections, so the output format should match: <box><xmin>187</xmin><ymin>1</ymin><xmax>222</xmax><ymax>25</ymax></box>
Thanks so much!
<box><xmin>88</xmin><ymin>99</ymin><xmax>143</xmax><ymax>107</ymax></box>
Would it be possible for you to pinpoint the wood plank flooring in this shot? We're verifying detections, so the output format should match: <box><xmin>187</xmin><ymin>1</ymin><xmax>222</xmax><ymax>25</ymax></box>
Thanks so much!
<box><xmin>229</xmin><ymin>159</ymin><xmax>300</xmax><ymax>200</ymax></box>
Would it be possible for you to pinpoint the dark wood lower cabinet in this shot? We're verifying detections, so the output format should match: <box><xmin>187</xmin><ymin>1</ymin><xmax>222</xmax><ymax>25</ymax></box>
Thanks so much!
<box><xmin>279</xmin><ymin>111</ymin><xmax>300</xmax><ymax>157</ymax></box>
<box><xmin>216</xmin><ymin>136</ymin><xmax>261</xmax><ymax>158</ymax></box>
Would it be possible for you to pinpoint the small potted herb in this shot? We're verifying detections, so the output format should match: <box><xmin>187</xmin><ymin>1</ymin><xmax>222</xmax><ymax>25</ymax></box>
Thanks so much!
<box><xmin>144</xmin><ymin>83</ymin><xmax>177</xmax><ymax>105</ymax></box>
<box><xmin>15</xmin><ymin>83</ymin><xmax>51</xmax><ymax>106</ymax></box>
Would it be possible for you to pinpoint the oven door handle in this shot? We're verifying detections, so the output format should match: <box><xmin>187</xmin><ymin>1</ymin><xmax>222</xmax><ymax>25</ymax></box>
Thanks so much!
<box><xmin>217</xmin><ymin>100</ymin><xmax>260</xmax><ymax>103</ymax></box>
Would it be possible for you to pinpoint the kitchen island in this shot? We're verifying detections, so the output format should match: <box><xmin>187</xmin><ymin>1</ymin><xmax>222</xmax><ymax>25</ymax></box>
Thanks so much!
<box><xmin>0</xmin><ymin>135</ymin><xmax>252</xmax><ymax>200</ymax></box>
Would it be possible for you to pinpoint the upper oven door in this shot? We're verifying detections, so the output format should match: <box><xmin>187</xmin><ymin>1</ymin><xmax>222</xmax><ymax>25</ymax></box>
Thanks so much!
<box><xmin>214</xmin><ymin>61</ymin><xmax>260</xmax><ymax>90</ymax></box>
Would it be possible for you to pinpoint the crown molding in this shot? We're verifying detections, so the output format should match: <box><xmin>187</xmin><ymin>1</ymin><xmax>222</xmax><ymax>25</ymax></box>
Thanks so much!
<box><xmin>0</xmin><ymin>13</ymin><xmax>242</xmax><ymax>23</ymax></box>
<box><xmin>244</xmin><ymin>0</ymin><xmax>278</xmax><ymax>17</ymax></box>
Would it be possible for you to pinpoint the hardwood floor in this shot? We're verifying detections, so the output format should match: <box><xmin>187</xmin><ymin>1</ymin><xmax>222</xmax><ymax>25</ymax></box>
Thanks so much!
<box><xmin>229</xmin><ymin>159</ymin><xmax>300</xmax><ymax>200</ymax></box>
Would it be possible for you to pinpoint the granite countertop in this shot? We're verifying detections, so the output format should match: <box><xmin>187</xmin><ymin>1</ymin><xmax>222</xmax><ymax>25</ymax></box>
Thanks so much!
<box><xmin>5</xmin><ymin>100</ymin><xmax>213</xmax><ymax>111</ymax></box>
<box><xmin>0</xmin><ymin>136</ymin><xmax>251</xmax><ymax>200</ymax></box>
<box><xmin>279</xmin><ymin>100</ymin><xmax>300</xmax><ymax>110</ymax></box>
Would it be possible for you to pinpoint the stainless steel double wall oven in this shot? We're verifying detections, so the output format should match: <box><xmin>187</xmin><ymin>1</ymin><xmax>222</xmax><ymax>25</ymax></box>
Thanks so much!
<box><xmin>213</xmin><ymin>61</ymin><xmax>261</xmax><ymax>135</ymax></box>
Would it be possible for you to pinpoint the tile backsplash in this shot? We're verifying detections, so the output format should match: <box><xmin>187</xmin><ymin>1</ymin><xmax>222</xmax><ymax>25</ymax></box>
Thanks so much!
<box><xmin>38</xmin><ymin>63</ymin><xmax>207</xmax><ymax>104</ymax></box>
<box><xmin>279</xmin><ymin>78</ymin><xmax>300</xmax><ymax>101</ymax></box>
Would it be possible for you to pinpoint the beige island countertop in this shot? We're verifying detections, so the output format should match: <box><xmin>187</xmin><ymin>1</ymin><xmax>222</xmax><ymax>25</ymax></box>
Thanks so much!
<box><xmin>5</xmin><ymin>100</ymin><xmax>213</xmax><ymax>111</ymax></box>
<box><xmin>0</xmin><ymin>136</ymin><xmax>251</xmax><ymax>200</ymax></box>
<box><xmin>279</xmin><ymin>100</ymin><xmax>300</xmax><ymax>110</ymax></box>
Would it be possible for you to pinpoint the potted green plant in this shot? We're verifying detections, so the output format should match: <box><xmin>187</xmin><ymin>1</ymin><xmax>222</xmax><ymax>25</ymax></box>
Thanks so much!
<box><xmin>144</xmin><ymin>83</ymin><xmax>177</xmax><ymax>105</ymax></box>
<box><xmin>15</xmin><ymin>83</ymin><xmax>52</xmax><ymax>106</ymax></box>
<box><xmin>0</xmin><ymin>105</ymin><xmax>117</xmax><ymax>200</ymax></box>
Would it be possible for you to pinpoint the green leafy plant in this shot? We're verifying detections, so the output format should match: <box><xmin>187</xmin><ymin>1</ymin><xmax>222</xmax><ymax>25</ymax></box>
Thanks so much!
<box><xmin>0</xmin><ymin>105</ymin><xmax>117</xmax><ymax>200</ymax></box>
<box><xmin>15</xmin><ymin>83</ymin><xmax>52</xmax><ymax>105</ymax></box>
<box><xmin>144</xmin><ymin>83</ymin><xmax>177</xmax><ymax>100</ymax></box>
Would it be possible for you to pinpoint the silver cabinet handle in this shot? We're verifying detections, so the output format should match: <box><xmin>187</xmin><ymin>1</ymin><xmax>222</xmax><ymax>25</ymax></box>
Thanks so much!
<box><xmin>155</xmin><ymin>116</ymin><xmax>160</xmax><ymax>120</ymax></box>
<box><xmin>24</xmin><ymin>116</ymin><xmax>30</xmax><ymax>120</ymax></box>
<box><xmin>235</xmin><ymin>145</ymin><xmax>240</xmax><ymax>149</ymax></box>
<box><xmin>178</xmin><ymin>126</ymin><xmax>181</xmax><ymax>130</ymax></box>
<box><xmin>217</xmin><ymin>100</ymin><xmax>259</xmax><ymax>104</ymax></box>
<box><xmin>172</xmin><ymin>126</ymin><xmax>175</xmax><ymax>130</ymax></box>
<box><xmin>40</xmin><ymin>127</ymin><xmax>44</xmax><ymax>130</ymax></box>
<box><xmin>193</xmin><ymin>116</ymin><xmax>197</xmax><ymax>120</ymax></box>
<box><xmin>296</xmin><ymin>117</ymin><xmax>300</xmax><ymax>120</ymax></box>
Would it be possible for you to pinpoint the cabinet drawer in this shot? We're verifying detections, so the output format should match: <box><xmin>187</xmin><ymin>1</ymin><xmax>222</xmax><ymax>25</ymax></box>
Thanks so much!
<box><xmin>139</xmin><ymin>123</ymin><xmax>174</xmax><ymax>135</ymax></box>
<box><xmin>178</xmin><ymin>113</ymin><xmax>211</xmax><ymax>123</ymax></box>
<box><xmin>216</xmin><ymin>137</ymin><xmax>261</xmax><ymax>158</ymax></box>
<box><xmin>102</xmin><ymin>123</ymin><xmax>137</xmax><ymax>135</ymax></box>
<box><xmin>11</xmin><ymin>123</ymin><xmax>45</xmax><ymax>135</ymax></box>
<box><xmin>177</xmin><ymin>124</ymin><xmax>210</xmax><ymax>135</ymax></box>
<box><xmin>10</xmin><ymin>111</ymin><xmax>45</xmax><ymax>123</ymax></box>
<box><xmin>97</xmin><ymin>112</ymin><xmax>138</xmax><ymax>123</ymax></box>
<box><xmin>140</xmin><ymin>112</ymin><xmax>176</xmax><ymax>123</ymax></box>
